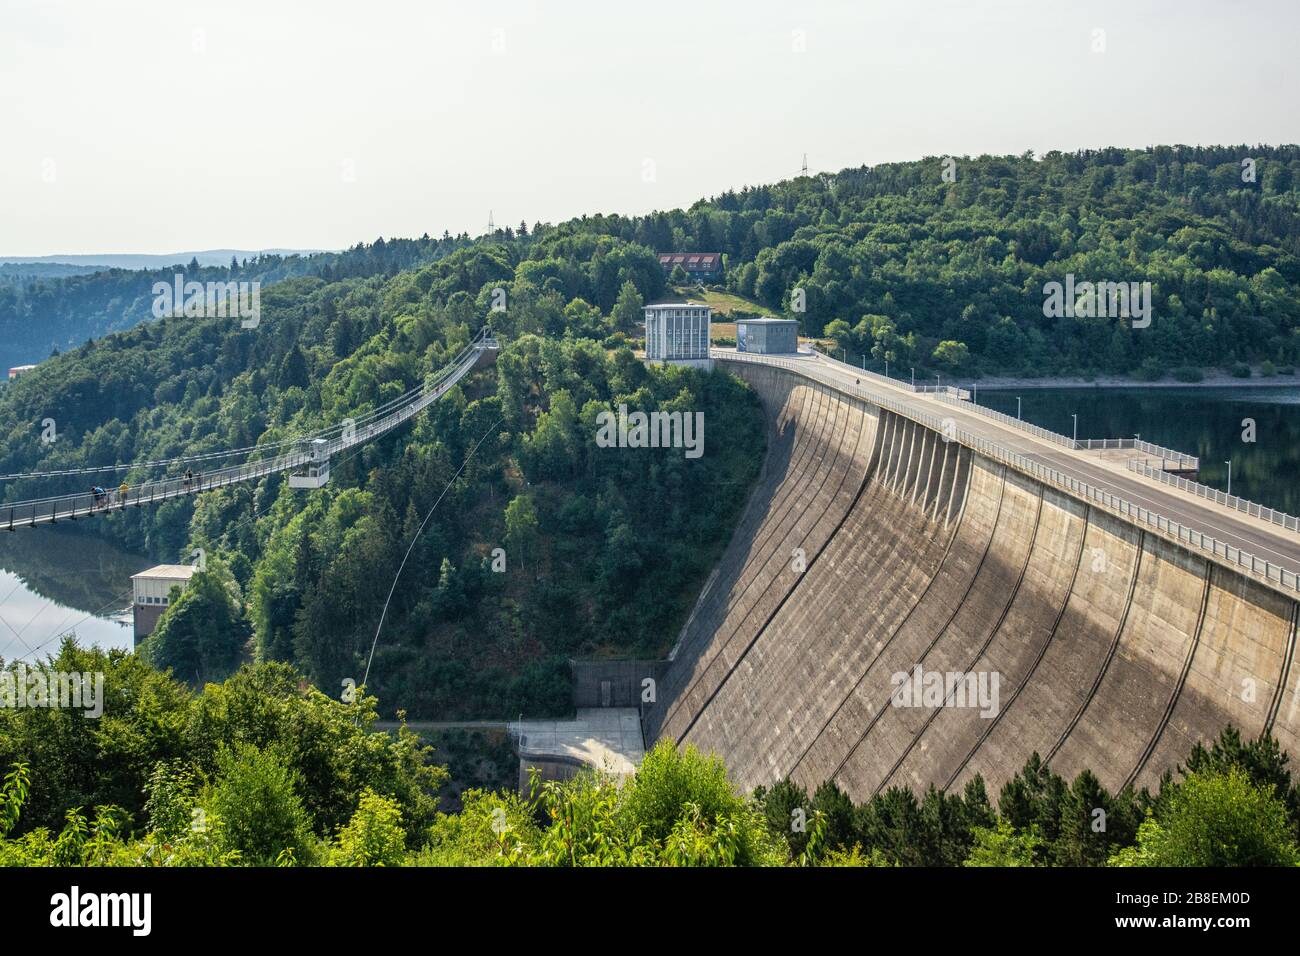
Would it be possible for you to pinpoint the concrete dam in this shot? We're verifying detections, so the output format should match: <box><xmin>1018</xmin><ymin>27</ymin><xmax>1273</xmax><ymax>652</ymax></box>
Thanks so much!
<box><xmin>645</xmin><ymin>354</ymin><xmax>1300</xmax><ymax>801</ymax></box>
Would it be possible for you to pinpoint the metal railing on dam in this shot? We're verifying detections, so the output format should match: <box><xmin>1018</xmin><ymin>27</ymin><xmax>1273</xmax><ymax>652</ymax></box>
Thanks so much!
<box><xmin>930</xmin><ymin>392</ymin><xmax>1200</xmax><ymax>471</ymax></box>
<box><xmin>807</xmin><ymin>344</ymin><xmax>971</xmax><ymax>400</ymax></box>
<box><xmin>1</xmin><ymin>331</ymin><xmax>498</xmax><ymax>529</ymax></box>
<box><xmin>712</xmin><ymin>349</ymin><xmax>1300</xmax><ymax>596</ymax></box>
<box><xmin>1128</xmin><ymin>459</ymin><xmax>1300</xmax><ymax>534</ymax></box>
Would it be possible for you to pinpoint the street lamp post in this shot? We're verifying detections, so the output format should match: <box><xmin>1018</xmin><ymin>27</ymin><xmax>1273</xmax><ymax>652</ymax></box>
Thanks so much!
<box><xmin>1071</xmin><ymin>413</ymin><xmax>1078</xmax><ymax>446</ymax></box>
<box><xmin>1016</xmin><ymin>396</ymin><xmax>1022</xmax><ymax>420</ymax></box>
<box><xmin>1226</xmin><ymin>460</ymin><xmax>1232</xmax><ymax>497</ymax></box>
<box><xmin>911</xmin><ymin>368</ymin><xmax>915</xmax><ymax>388</ymax></box>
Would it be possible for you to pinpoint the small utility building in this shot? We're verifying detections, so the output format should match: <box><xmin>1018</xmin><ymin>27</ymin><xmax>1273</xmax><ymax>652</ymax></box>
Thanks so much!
<box><xmin>131</xmin><ymin>564</ymin><xmax>197</xmax><ymax>647</ymax></box>
<box><xmin>644</xmin><ymin>301</ymin><xmax>712</xmax><ymax>368</ymax></box>
<box><xmin>736</xmin><ymin>317</ymin><xmax>798</xmax><ymax>354</ymax></box>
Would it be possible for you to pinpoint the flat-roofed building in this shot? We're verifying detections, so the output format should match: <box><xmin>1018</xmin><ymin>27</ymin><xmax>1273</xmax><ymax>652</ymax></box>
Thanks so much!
<box><xmin>7</xmin><ymin>365</ymin><xmax>36</xmax><ymax>381</ymax></box>
<box><xmin>131</xmin><ymin>564</ymin><xmax>198</xmax><ymax>646</ymax></box>
<box><xmin>736</xmin><ymin>317</ymin><xmax>799</xmax><ymax>354</ymax></box>
<box><xmin>644</xmin><ymin>301</ymin><xmax>712</xmax><ymax>369</ymax></box>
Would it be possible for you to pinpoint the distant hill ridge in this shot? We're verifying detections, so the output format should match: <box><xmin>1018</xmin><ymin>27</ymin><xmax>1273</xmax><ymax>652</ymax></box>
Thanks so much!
<box><xmin>0</xmin><ymin>249</ymin><xmax>331</xmax><ymax>270</ymax></box>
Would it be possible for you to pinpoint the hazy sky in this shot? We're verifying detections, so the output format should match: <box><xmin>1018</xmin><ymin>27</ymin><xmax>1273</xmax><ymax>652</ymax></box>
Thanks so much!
<box><xmin>2</xmin><ymin>0</ymin><xmax>1297</xmax><ymax>255</ymax></box>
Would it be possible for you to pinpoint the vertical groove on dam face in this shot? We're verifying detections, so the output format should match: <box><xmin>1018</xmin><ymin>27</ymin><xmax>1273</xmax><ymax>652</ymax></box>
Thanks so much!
<box><xmin>841</xmin><ymin>470</ymin><xmax>1046</xmax><ymax>799</ymax></box>
<box><xmin>1266</xmin><ymin>606</ymin><xmax>1299</xmax><ymax>726</ymax></box>
<box><xmin>1126</xmin><ymin>562</ymin><xmax>1214</xmax><ymax>793</ymax></box>
<box><xmin>941</xmin><ymin>493</ymin><xmax>1089</xmax><ymax>792</ymax></box>
<box><xmin>650</xmin><ymin>375</ymin><xmax>826</xmax><ymax>734</ymax></box>
<box><xmin>795</xmin><ymin>454</ymin><xmax>1002</xmax><ymax>790</ymax></box>
<box><xmin>897</xmin><ymin>488</ymin><xmax>1089</xmax><ymax>796</ymax></box>
<box><xmin>650</xmin><ymin>372</ymin><xmax>877</xmax><ymax>743</ymax></box>
<box><xmin>1049</xmin><ymin>535</ymin><xmax>1210</xmax><ymax>791</ymax></box>
<box><xmin>1266</xmin><ymin>605</ymin><xmax>1299</xmax><ymax>751</ymax></box>
<box><xmin>1042</xmin><ymin>528</ymin><xmax>1146</xmax><ymax>768</ymax></box>
<box><xmin>653</xmin><ymin>363</ymin><xmax>1300</xmax><ymax>800</ymax></box>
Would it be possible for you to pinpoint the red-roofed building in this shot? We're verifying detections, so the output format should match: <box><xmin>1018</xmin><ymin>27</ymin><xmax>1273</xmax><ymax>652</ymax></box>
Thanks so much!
<box><xmin>659</xmin><ymin>252</ymin><xmax>724</xmax><ymax>281</ymax></box>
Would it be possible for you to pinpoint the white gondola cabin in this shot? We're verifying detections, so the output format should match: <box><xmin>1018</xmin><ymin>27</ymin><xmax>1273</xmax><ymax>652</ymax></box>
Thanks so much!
<box><xmin>289</xmin><ymin>438</ymin><xmax>331</xmax><ymax>489</ymax></box>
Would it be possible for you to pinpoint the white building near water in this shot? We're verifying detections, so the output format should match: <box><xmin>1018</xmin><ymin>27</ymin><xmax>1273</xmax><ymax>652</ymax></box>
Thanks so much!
<box><xmin>131</xmin><ymin>564</ymin><xmax>198</xmax><ymax>647</ymax></box>
<box><xmin>644</xmin><ymin>301</ymin><xmax>712</xmax><ymax>370</ymax></box>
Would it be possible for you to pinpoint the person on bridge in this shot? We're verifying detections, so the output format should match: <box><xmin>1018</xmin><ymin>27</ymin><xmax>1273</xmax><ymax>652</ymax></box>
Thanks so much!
<box><xmin>183</xmin><ymin>468</ymin><xmax>193</xmax><ymax>490</ymax></box>
<box><xmin>118</xmin><ymin>481</ymin><xmax>129</xmax><ymax>504</ymax></box>
<box><xmin>91</xmin><ymin>486</ymin><xmax>106</xmax><ymax>509</ymax></box>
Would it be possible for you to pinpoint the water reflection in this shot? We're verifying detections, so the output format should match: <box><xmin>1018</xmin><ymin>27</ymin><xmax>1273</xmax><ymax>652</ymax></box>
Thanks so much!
<box><xmin>979</xmin><ymin>386</ymin><xmax>1300</xmax><ymax>514</ymax></box>
<box><xmin>0</xmin><ymin>527</ymin><xmax>149</xmax><ymax>661</ymax></box>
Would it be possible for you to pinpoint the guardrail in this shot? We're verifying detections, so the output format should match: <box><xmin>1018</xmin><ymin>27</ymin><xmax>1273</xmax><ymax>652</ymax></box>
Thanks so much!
<box><xmin>928</xmin><ymin>393</ymin><xmax>1199</xmax><ymax>471</ymax></box>
<box><xmin>1</xmin><ymin>332</ymin><xmax>497</xmax><ymax>530</ymax></box>
<box><xmin>1127</xmin><ymin>459</ymin><xmax>1299</xmax><ymax>533</ymax></box>
<box><xmin>713</xmin><ymin>348</ymin><xmax>1300</xmax><ymax>596</ymax></box>
<box><xmin>915</xmin><ymin>384</ymin><xmax>973</xmax><ymax>400</ymax></box>
<box><xmin>931</xmin><ymin>392</ymin><xmax>1077</xmax><ymax>451</ymax></box>
<box><xmin>1081</xmin><ymin>438</ymin><xmax>1198</xmax><ymax>471</ymax></box>
<box><xmin>807</xmin><ymin>345</ymin><xmax>971</xmax><ymax>400</ymax></box>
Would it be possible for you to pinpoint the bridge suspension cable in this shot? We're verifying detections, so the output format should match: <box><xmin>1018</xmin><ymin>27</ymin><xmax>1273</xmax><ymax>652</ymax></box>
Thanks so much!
<box><xmin>0</xmin><ymin>330</ymin><xmax>499</xmax><ymax>529</ymax></box>
<box><xmin>0</xmin><ymin>340</ymin><xmax>486</xmax><ymax>483</ymax></box>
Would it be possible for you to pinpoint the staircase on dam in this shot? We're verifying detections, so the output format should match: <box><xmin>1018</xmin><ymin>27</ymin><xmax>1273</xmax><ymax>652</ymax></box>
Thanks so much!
<box><xmin>644</xmin><ymin>357</ymin><xmax>1300</xmax><ymax>802</ymax></box>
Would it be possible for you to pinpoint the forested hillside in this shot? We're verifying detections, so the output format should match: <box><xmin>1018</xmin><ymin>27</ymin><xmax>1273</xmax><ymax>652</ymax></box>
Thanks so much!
<box><xmin>9</xmin><ymin>145</ymin><xmax>1300</xmax><ymax>380</ymax></box>
<box><xmin>0</xmin><ymin>235</ymin><xmax>763</xmax><ymax>718</ymax></box>
<box><xmin>559</xmin><ymin>144</ymin><xmax>1300</xmax><ymax>377</ymax></box>
<box><xmin>0</xmin><ymin>234</ymin><xmax>473</xmax><ymax>370</ymax></box>
<box><xmin>3</xmin><ymin>144</ymin><xmax>1299</xmax><ymax>719</ymax></box>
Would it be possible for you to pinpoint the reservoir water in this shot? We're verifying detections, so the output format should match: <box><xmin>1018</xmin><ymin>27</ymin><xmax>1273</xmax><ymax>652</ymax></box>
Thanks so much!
<box><xmin>977</xmin><ymin>384</ymin><xmax>1300</xmax><ymax>514</ymax></box>
<box><xmin>0</xmin><ymin>527</ymin><xmax>149</xmax><ymax>662</ymax></box>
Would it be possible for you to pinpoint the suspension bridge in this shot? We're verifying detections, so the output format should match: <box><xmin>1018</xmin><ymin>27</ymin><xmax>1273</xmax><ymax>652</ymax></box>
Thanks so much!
<box><xmin>0</xmin><ymin>330</ymin><xmax>499</xmax><ymax>530</ymax></box>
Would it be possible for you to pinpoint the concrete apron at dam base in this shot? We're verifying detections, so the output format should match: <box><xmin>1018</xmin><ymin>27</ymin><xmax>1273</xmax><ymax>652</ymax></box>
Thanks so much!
<box><xmin>510</xmin><ymin>708</ymin><xmax>645</xmax><ymax>791</ymax></box>
<box><xmin>643</xmin><ymin>356</ymin><xmax>1300</xmax><ymax>803</ymax></box>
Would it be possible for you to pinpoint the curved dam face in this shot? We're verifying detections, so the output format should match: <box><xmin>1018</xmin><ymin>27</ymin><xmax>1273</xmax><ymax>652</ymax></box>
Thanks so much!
<box><xmin>647</xmin><ymin>360</ymin><xmax>1300</xmax><ymax>801</ymax></box>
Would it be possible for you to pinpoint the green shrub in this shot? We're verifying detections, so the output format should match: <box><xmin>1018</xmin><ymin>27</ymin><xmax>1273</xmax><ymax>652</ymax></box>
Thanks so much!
<box><xmin>1109</xmin><ymin>767</ymin><xmax>1299</xmax><ymax>867</ymax></box>
<box><xmin>330</xmin><ymin>789</ymin><xmax>406</xmax><ymax>866</ymax></box>
<box><xmin>208</xmin><ymin>743</ymin><xmax>316</xmax><ymax>865</ymax></box>
<box><xmin>1133</xmin><ymin>357</ymin><xmax>1164</xmax><ymax>381</ymax></box>
<box><xmin>1172</xmin><ymin>365</ymin><xmax>1203</xmax><ymax>383</ymax></box>
<box><xmin>1230</xmin><ymin>362</ymin><xmax>1251</xmax><ymax>378</ymax></box>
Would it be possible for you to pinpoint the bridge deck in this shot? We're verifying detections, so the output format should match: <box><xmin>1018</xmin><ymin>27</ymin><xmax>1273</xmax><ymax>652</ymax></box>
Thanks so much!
<box><xmin>2</xmin><ymin>337</ymin><xmax>497</xmax><ymax>529</ymax></box>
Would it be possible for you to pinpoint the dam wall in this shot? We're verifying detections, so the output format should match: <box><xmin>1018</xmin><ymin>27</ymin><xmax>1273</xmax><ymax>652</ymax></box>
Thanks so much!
<box><xmin>647</xmin><ymin>360</ymin><xmax>1300</xmax><ymax>800</ymax></box>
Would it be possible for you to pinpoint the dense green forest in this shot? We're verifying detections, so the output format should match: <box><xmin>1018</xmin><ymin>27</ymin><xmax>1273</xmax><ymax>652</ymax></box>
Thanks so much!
<box><xmin>637</xmin><ymin>144</ymin><xmax>1300</xmax><ymax>378</ymax></box>
<box><xmin>0</xmin><ymin>235</ymin><xmax>475</xmax><ymax>370</ymax></box>
<box><xmin>2</xmin><ymin>143</ymin><xmax>1299</xmax><ymax>720</ymax></box>
<box><xmin>7</xmin><ymin>145</ymin><xmax>1300</xmax><ymax>378</ymax></box>
<box><xmin>1</xmin><ymin>650</ymin><xmax>1295</xmax><ymax>866</ymax></box>
<box><xmin>0</xmin><ymin>234</ymin><xmax>763</xmax><ymax>718</ymax></box>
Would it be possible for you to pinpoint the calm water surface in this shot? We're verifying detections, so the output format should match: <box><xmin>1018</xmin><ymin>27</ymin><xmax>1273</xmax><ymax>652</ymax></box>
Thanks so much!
<box><xmin>976</xmin><ymin>385</ymin><xmax>1300</xmax><ymax>514</ymax></box>
<box><xmin>0</xmin><ymin>527</ymin><xmax>149</xmax><ymax>662</ymax></box>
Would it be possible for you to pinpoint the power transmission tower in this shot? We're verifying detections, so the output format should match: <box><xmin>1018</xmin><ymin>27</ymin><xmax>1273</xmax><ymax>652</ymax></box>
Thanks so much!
<box><xmin>801</xmin><ymin>153</ymin><xmax>808</xmax><ymax>176</ymax></box>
